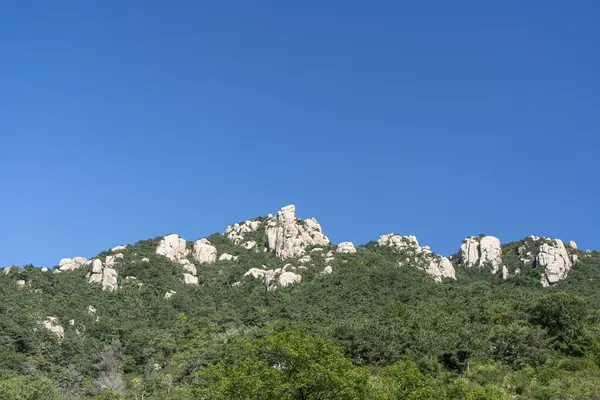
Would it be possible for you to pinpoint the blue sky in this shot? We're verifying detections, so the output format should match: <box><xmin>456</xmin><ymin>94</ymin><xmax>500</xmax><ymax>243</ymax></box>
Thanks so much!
<box><xmin>1</xmin><ymin>1</ymin><xmax>598</xmax><ymax>267</ymax></box>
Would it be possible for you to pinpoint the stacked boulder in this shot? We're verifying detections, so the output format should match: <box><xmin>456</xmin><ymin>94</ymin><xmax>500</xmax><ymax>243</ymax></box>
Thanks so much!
<box><xmin>266</xmin><ymin>205</ymin><xmax>329</xmax><ymax>259</ymax></box>
<box><xmin>457</xmin><ymin>236</ymin><xmax>504</xmax><ymax>273</ymax></box>
<box><xmin>55</xmin><ymin>256</ymin><xmax>88</xmax><ymax>273</ymax></box>
<box><xmin>179</xmin><ymin>259</ymin><xmax>198</xmax><ymax>285</ymax></box>
<box><xmin>87</xmin><ymin>256</ymin><xmax>119</xmax><ymax>292</ymax></box>
<box><xmin>378</xmin><ymin>233</ymin><xmax>456</xmax><ymax>282</ymax></box>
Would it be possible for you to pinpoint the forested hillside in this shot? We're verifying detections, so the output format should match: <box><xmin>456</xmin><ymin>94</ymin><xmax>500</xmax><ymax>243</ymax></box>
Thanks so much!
<box><xmin>2</xmin><ymin>205</ymin><xmax>600</xmax><ymax>399</ymax></box>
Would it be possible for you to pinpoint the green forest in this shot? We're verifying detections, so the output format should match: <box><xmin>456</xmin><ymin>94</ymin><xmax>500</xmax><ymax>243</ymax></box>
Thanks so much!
<box><xmin>2</xmin><ymin>223</ymin><xmax>600</xmax><ymax>399</ymax></box>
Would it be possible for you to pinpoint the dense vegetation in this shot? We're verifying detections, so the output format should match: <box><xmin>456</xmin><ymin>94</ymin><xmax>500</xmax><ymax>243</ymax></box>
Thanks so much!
<box><xmin>1</xmin><ymin>229</ymin><xmax>600</xmax><ymax>399</ymax></box>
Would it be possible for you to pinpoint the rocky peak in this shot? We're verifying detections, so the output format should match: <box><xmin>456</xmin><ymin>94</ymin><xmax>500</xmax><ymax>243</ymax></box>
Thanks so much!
<box><xmin>458</xmin><ymin>236</ymin><xmax>503</xmax><ymax>272</ymax></box>
<box><xmin>156</xmin><ymin>234</ymin><xmax>188</xmax><ymax>261</ymax></box>
<box><xmin>266</xmin><ymin>205</ymin><xmax>329</xmax><ymax>259</ymax></box>
<box><xmin>336</xmin><ymin>242</ymin><xmax>357</xmax><ymax>254</ymax></box>
<box><xmin>378</xmin><ymin>233</ymin><xmax>455</xmax><ymax>282</ymax></box>
<box><xmin>537</xmin><ymin>239</ymin><xmax>573</xmax><ymax>287</ymax></box>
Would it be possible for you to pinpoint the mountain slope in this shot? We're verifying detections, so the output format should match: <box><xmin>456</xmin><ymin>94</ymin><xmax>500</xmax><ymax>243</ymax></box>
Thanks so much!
<box><xmin>1</xmin><ymin>205</ymin><xmax>600</xmax><ymax>399</ymax></box>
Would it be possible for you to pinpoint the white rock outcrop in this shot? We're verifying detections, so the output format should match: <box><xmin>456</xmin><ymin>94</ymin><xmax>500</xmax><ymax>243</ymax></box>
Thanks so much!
<box><xmin>42</xmin><ymin>317</ymin><xmax>65</xmax><ymax>340</ymax></box>
<box><xmin>225</xmin><ymin>220</ymin><xmax>263</xmax><ymax>244</ymax></box>
<box><xmin>322</xmin><ymin>265</ymin><xmax>333</xmax><ymax>274</ymax></box>
<box><xmin>57</xmin><ymin>256</ymin><xmax>88</xmax><ymax>272</ymax></box>
<box><xmin>242</xmin><ymin>240</ymin><xmax>257</xmax><ymax>250</ymax></box>
<box><xmin>219</xmin><ymin>253</ymin><xmax>238</xmax><ymax>262</ymax></box>
<box><xmin>379</xmin><ymin>233</ymin><xmax>456</xmax><ymax>282</ymax></box>
<box><xmin>111</xmin><ymin>245</ymin><xmax>127</xmax><ymax>252</ymax></box>
<box><xmin>458</xmin><ymin>236</ymin><xmax>503</xmax><ymax>272</ymax></box>
<box><xmin>179</xmin><ymin>259</ymin><xmax>198</xmax><ymax>285</ymax></box>
<box><xmin>192</xmin><ymin>238</ymin><xmax>217</xmax><ymax>264</ymax></box>
<box><xmin>536</xmin><ymin>239</ymin><xmax>573</xmax><ymax>287</ymax></box>
<box><xmin>336</xmin><ymin>242</ymin><xmax>357</xmax><ymax>254</ymax></box>
<box><xmin>426</xmin><ymin>256</ymin><xmax>456</xmax><ymax>283</ymax></box>
<box><xmin>87</xmin><ymin>257</ymin><xmax>118</xmax><ymax>292</ymax></box>
<box><xmin>568</xmin><ymin>241</ymin><xmax>577</xmax><ymax>249</ymax></box>
<box><xmin>243</xmin><ymin>265</ymin><xmax>302</xmax><ymax>289</ymax></box>
<box><xmin>266</xmin><ymin>205</ymin><xmax>329</xmax><ymax>259</ymax></box>
<box><xmin>183</xmin><ymin>273</ymin><xmax>199</xmax><ymax>285</ymax></box>
<box><xmin>164</xmin><ymin>290</ymin><xmax>176</xmax><ymax>299</ymax></box>
<box><xmin>156</xmin><ymin>234</ymin><xmax>188</xmax><ymax>261</ymax></box>
<box><xmin>378</xmin><ymin>234</ymin><xmax>420</xmax><ymax>250</ymax></box>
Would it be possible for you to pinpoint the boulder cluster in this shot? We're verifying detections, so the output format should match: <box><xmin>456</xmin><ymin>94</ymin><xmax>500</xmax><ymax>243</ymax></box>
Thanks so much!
<box><xmin>266</xmin><ymin>205</ymin><xmax>330</xmax><ymax>259</ymax></box>
<box><xmin>35</xmin><ymin>204</ymin><xmax>587</xmax><ymax>292</ymax></box>
<box><xmin>55</xmin><ymin>256</ymin><xmax>89</xmax><ymax>273</ymax></box>
<box><xmin>87</xmin><ymin>255</ymin><xmax>120</xmax><ymax>292</ymax></box>
<box><xmin>378</xmin><ymin>233</ymin><xmax>456</xmax><ymax>282</ymax></box>
<box><xmin>155</xmin><ymin>235</ymin><xmax>219</xmax><ymax>285</ymax></box>
<box><xmin>243</xmin><ymin>265</ymin><xmax>302</xmax><ymax>290</ymax></box>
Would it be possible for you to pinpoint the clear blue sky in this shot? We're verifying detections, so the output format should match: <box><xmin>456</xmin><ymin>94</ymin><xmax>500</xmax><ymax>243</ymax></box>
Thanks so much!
<box><xmin>1</xmin><ymin>1</ymin><xmax>599</xmax><ymax>267</ymax></box>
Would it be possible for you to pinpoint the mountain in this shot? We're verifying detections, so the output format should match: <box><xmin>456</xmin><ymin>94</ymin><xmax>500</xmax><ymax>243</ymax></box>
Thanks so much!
<box><xmin>1</xmin><ymin>205</ymin><xmax>600</xmax><ymax>399</ymax></box>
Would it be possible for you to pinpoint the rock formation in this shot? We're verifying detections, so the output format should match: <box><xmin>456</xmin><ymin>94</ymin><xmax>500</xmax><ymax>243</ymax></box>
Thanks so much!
<box><xmin>266</xmin><ymin>205</ymin><xmax>329</xmax><ymax>259</ymax></box>
<box><xmin>336</xmin><ymin>242</ymin><xmax>357</xmax><ymax>254</ymax></box>
<box><xmin>156</xmin><ymin>234</ymin><xmax>188</xmax><ymax>261</ymax></box>
<box><xmin>56</xmin><ymin>256</ymin><xmax>88</xmax><ymax>272</ymax></box>
<box><xmin>426</xmin><ymin>256</ymin><xmax>456</xmax><ymax>282</ymax></box>
<box><xmin>377</xmin><ymin>234</ymin><xmax>419</xmax><ymax>250</ymax></box>
<box><xmin>219</xmin><ymin>253</ymin><xmax>238</xmax><ymax>262</ymax></box>
<box><xmin>179</xmin><ymin>259</ymin><xmax>198</xmax><ymax>285</ymax></box>
<box><xmin>243</xmin><ymin>265</ymin><xmax>302</xmax><ymax>289</ymax></box>
<box><xmin>225</xmin><ymin>220</ymin><xmax>263</xmax><ymax>244</ymax></box>
<box><xmin>192</xmin><ymin>238</ymin><xmax>217</xmax><ymax>264</ymax></box>
<box><xmin>536</xmin><ymin>239</ymin><xmax>573</xmax><ymax>287</ymax></box>
<box><xmin>87</xmin><ymin>256</ymin><xmax>119</xmax><ymax>292</ymax></box>
<box><xmin>378</xmin><ymin>233</ymin><xmax>456</xmax><ymax>282</ymax></box>
<box><xmin>458</xmin><ymin>236</ymin><xmax>503</xmax><ymax>272</ymax></box>
<box><xmin>42</xmin><ymin>317</ymin><xmax>65</xmax><ymax>340</ymax></box>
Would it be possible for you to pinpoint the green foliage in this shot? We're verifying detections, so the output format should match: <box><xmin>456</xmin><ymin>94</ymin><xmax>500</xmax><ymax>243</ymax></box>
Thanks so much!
<box><xmin>1</xmin><ymin>228</ymin><xmax>600</xmax><ymax>398</ymax></box>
